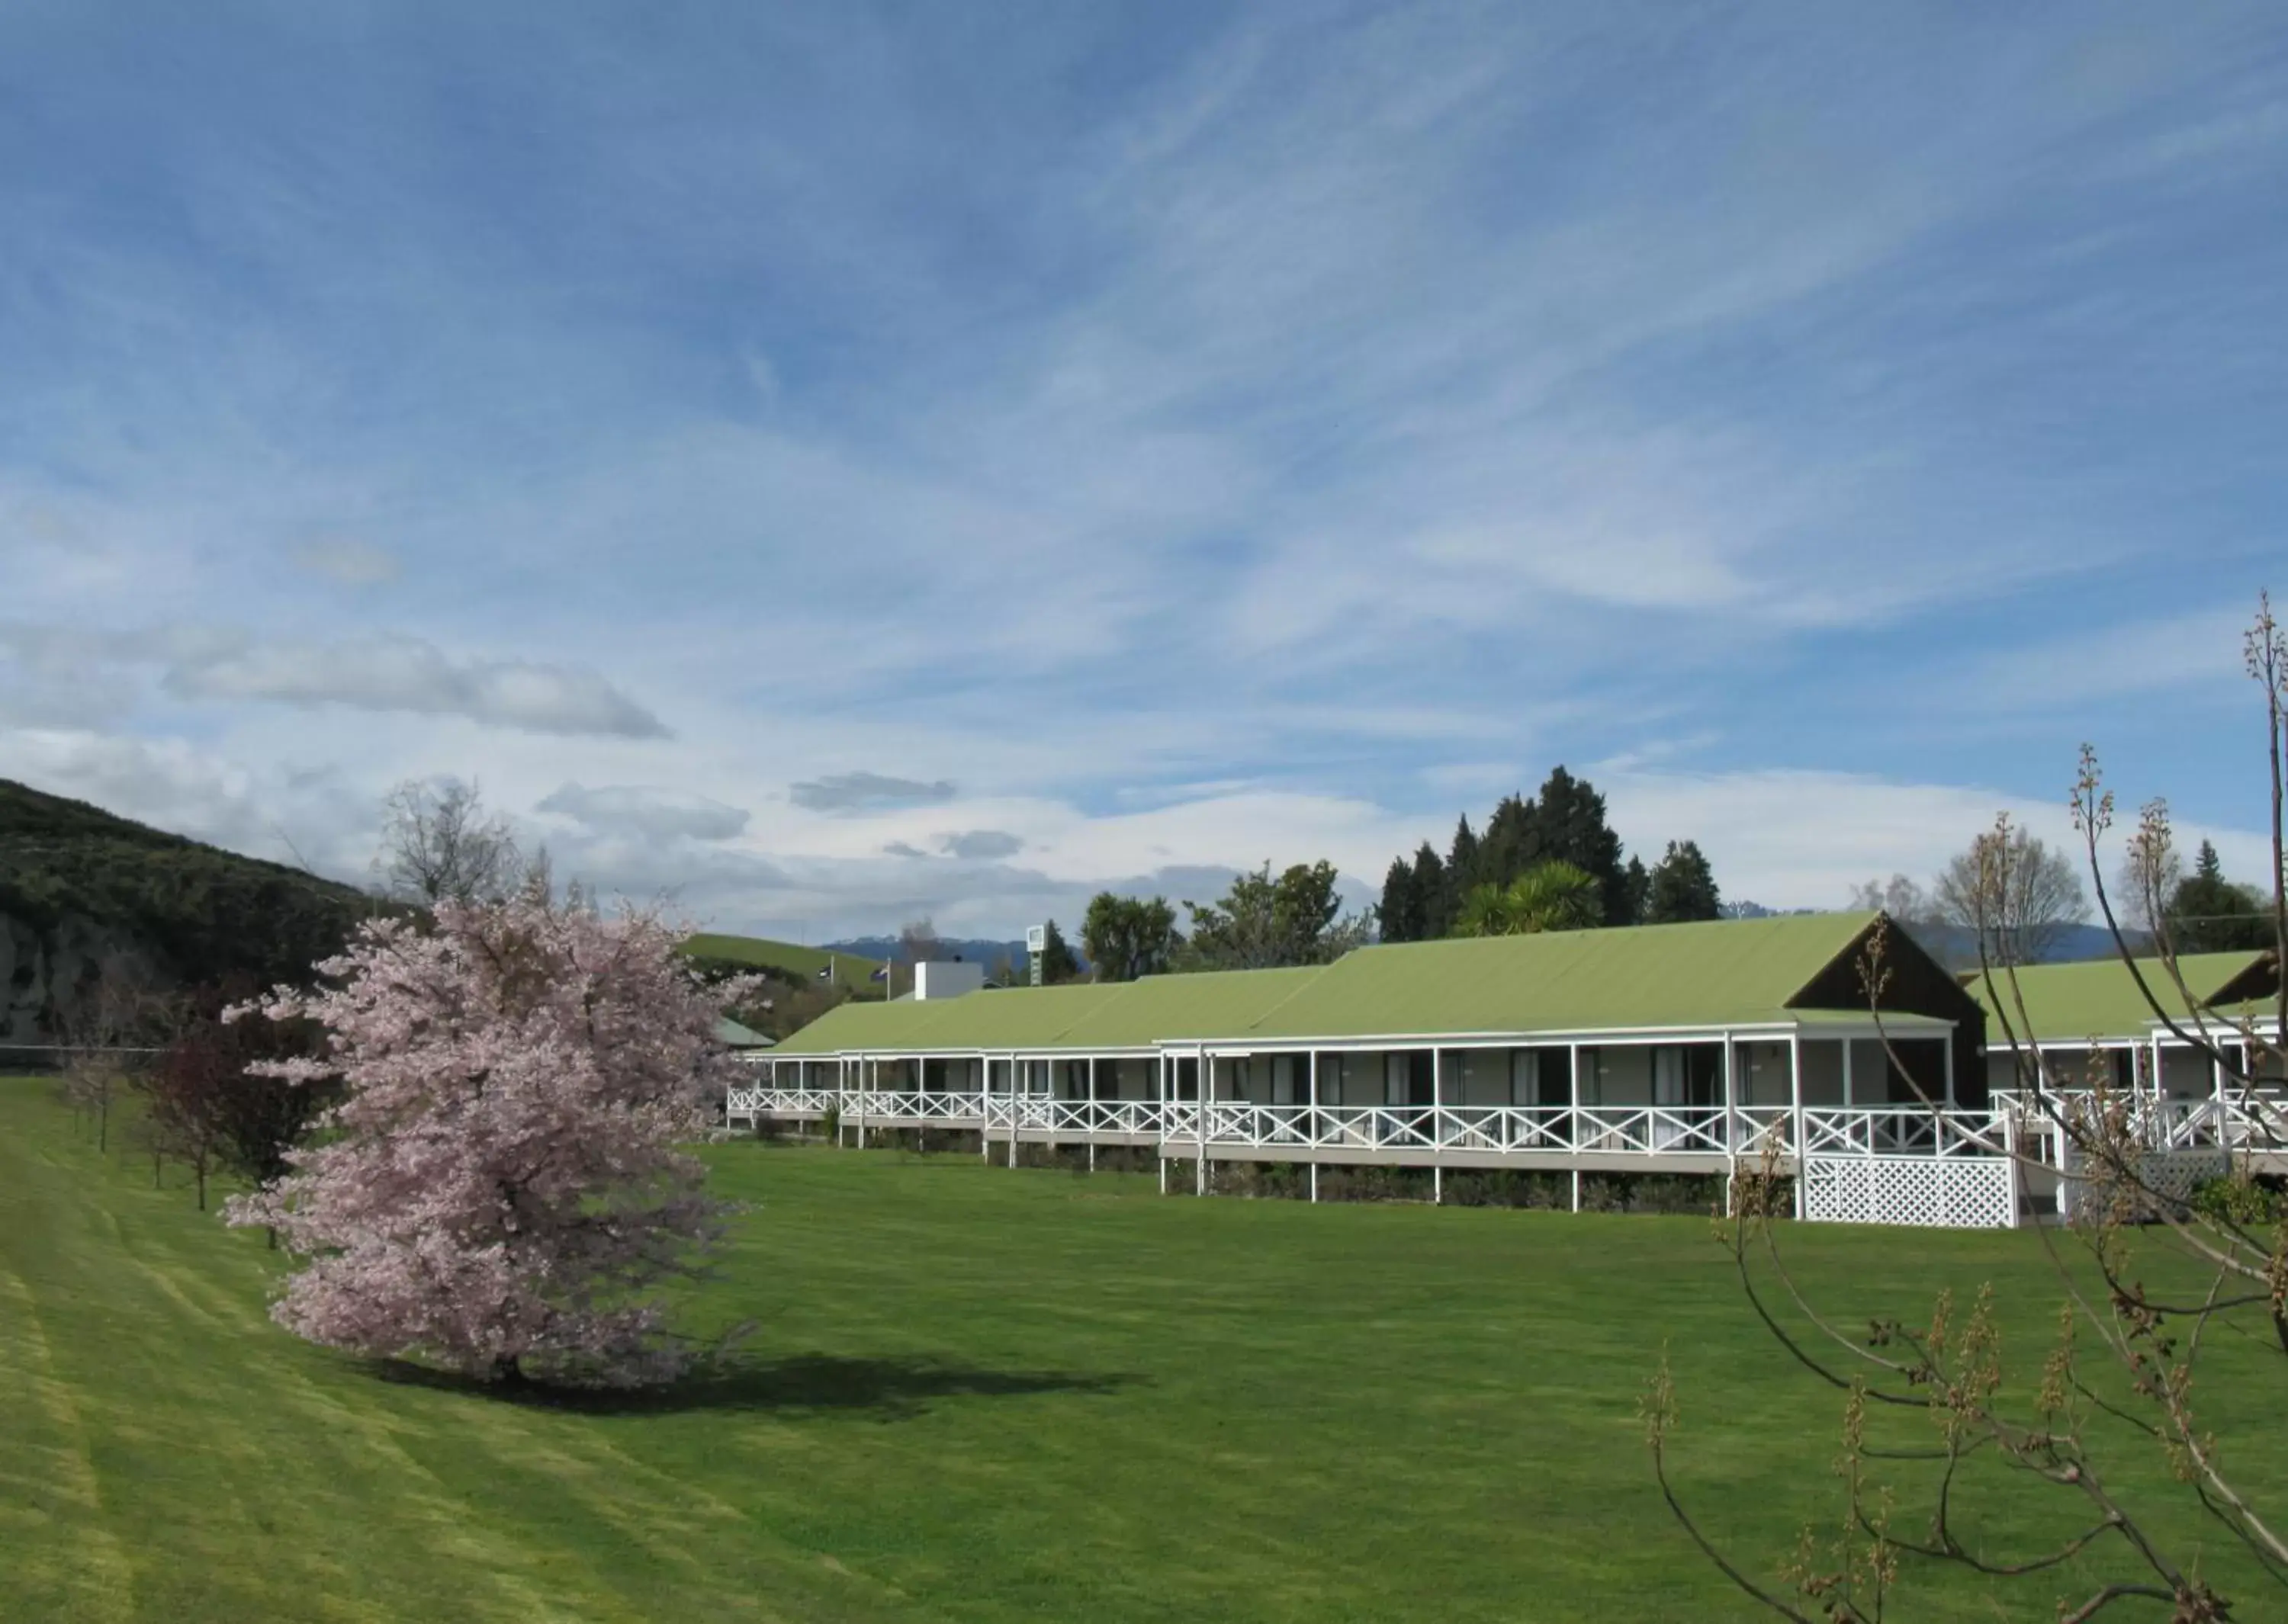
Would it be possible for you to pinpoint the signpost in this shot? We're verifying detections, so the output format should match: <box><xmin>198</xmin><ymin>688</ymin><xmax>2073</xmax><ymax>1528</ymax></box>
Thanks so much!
<box><xmin>1025</xmin><ymin>924</ymin><xmax>1046</xmax><ymax>987</ymax></box>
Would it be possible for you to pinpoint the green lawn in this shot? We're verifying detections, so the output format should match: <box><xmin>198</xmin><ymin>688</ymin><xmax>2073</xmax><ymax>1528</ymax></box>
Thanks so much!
<box><xmin>3</xmin><ymin>1077</ymin><xmax>2281</xmax><ymax>1622</ymax></box>
<box><xmin>681</xmin><ymin>932</ymin><xmax>885</xmax><ymax>990</ymax></box>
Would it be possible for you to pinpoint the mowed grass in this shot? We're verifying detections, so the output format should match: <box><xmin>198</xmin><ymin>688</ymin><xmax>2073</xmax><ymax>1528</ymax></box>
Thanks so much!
<box><xmin>4</xmin><ymin>1077</ymin><xmax>2283</xmax><ymax>1623</ymax></box>
<box><xmin>680</xmin><ymin>933</ymin><xmax>883</xmax><ymax>990</ymax></box>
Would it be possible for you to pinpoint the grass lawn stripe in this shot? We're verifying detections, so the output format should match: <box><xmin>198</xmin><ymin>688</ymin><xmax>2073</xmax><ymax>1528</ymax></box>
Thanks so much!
<box><xmin>3</xmin><ymin>1075</ymin><xmax>2283</xmax><ymax>1621</ymax></box>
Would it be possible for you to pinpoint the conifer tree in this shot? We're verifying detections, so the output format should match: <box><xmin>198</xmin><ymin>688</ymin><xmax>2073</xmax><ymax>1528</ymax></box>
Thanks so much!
<box><xmin>1378</xmin><ymin>857</ymin><xmax>1422</xmax><ymax>943</ymax></box>
<box><xmin>1620</xmin><ymin>855</ymin><xmax>1651</xmax><ymax>926</ymax></box>
<box><xmin>1039</xmin><ymin>918</ymin><xmax>1082</xmax><ymax>983</ymax></box>
<box><xmin>1522</xmin><ymin>768</ymin><xmax>1630</xmax><ymax>924</ymax></box>
<box><xmin>1644</xmin><ymin>839</ymin><xmax>1722</xmax><ymax>923</ymax></box>
<box><xmin>1447</xmin><ymin>814</ymin><xmax>1480</xmax><ymax>897</ymax></box>
<box><xmin>2165</xmin><ymin>839</ymin><xmax>2270</xmax><ymax>952</ymax></box>
<box><xmin>1412</xmin><ymin>842</ymin><xmax>1451</xmax><ymax>939</ymax></box>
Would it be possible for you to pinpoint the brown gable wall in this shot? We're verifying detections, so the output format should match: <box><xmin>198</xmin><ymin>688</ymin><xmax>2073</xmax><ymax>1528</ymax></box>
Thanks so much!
<box><xmin>1786</xmin><ymin>917</ymin><xmax>1991</xmax><ymax>1109</ymax></box>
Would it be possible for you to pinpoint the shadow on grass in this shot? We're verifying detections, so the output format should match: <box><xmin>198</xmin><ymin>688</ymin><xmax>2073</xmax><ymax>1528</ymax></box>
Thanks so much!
<box><xmin>370</xmin><ymin>1352</ymin><xmax>1146</xmax><ymax>1420</ymax></box>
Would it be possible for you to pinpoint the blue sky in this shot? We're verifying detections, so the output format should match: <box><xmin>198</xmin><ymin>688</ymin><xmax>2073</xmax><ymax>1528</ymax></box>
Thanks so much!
<box><xmin>3</xmin><ymin>2</ymin><xmax>2285</xmax><ymax>939</ymax></box>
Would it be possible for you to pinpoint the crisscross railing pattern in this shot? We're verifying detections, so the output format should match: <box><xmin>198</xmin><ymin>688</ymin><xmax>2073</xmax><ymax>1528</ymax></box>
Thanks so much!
<box><xmin>1196</xmin><ymin>1102</ymin><xmax>1801</xmax><ymax>1157</ymax></box>
<box><xmin>730</xmin><ymin>1087</ymin><xmax>2036</xmax><ymax>1171</ymax></box>
<box><xmin>1799</xmin><ymin>1106</ymin><xmax>2009</xmax><ymax>1158</ymax></box>
<box><xmin>845</xmin><ymin>1090</ymin><xmax>986</xmax><ymax>1125</ymax></box>
<box><xmin>727</xmin><ymin>1086</ymin><xmax>837</xmax><ymax>1119</ymax></box>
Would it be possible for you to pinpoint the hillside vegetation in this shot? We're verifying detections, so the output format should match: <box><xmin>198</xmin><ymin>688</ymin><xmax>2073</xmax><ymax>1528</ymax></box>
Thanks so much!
<box><xmin>680</xmin><ymin>929</ymin><xmax>882</xmax><ymax>990</ymax></box>
<box><xmin>0</xmin><ymin>779</ymin><xmax>374</xmax><ymax>1034</ymax></box>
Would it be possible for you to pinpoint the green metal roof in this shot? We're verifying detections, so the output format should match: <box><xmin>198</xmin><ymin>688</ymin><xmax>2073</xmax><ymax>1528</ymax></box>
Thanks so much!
<box><xmin>769</xmin><ymin>984</ymin><xmax>1124</xmax><ymax>1055</ymax></box>
<box><xmin>1965</xmin><ymin>952</ymin><xmax>2274</xmax><ymax>1043</ymax></box>
<box><xmin>1056</xmin><ymin>966</ymin><xmax>1322</xmax><ymax>1049</ymax></box>
<box><xmin>1239</xmin><ymin>913</ymin><xmax>1879</xmax><ymax>1040</ymax></box>
<box><xmin>713</xmin><ymin>1016</ymin><xmax>776</xmax><ymax>1049</ymax></box>
<box><xmin>770</xmin><ymin>913</ymin><xmax>1897</xmax><ymax>1055</ymax></box>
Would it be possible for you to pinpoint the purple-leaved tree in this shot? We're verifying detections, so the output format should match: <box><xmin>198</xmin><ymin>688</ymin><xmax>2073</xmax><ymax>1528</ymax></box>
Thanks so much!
<box><xmin>223</xmin><ymin>893</ymin><xmax>754</xmax><ymax>1388</ymax></box>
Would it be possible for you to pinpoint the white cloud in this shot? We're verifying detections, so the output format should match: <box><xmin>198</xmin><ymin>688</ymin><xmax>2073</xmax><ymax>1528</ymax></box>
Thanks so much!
<box><xmin>1965</xmin><ymin>605</ymin><xmax>2257</xmax><ymax>709</ymax></box>
<box><xmin>143</xmin><ymin>631</ymin><xmax>673</xmax><ymax>738</ymax></box>
<box><xmin>939</xmin><ymin>829</ymin><xmax>1024</xmax><ymax>859</ymax></box>
<box><xmin>535</xmin><ymin>782</ymin><xmax>750</xmax><ymax>842</ymax></box>
<box><xmin>2</xmin><ymin>4</ymin><xmax>2280</xmax><ymax>946</ymax></box>
<box><xmin>788</xmin><ymin>772</ymin><xmax>958</xmax><ymax>813</ymax></box>
<box><xmin>1599</xmin><ymin>766</ymin><xmax>2275</xmax><ymax>915</ymax></box>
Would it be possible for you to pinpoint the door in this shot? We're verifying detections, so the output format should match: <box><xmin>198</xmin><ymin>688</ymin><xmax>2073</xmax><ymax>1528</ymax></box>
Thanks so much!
<box><xmin>1408</xmin><ymin>1050</ymin><xmax>1435</xmax><ymax>1107</ymax></box>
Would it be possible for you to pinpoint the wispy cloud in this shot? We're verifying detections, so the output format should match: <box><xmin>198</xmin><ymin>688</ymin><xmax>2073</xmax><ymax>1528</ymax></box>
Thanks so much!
<box><xmin>940</xmin><ymin>829</ymin><xmax>1024</xmax><ymax>859</ymax></box>
<box><xmin>789</xmin><ymin>772</ymin><xmax>958</xmax><ymax>814</ymax></box>
<box><xmin>2</xmin><ymin>4</ymin><xmax>2283</xmax><ymax>935</ymax></box>
<box><xmin>536</xmin><ymin>782</ymin><xmax>749</xmax><ymax>842</ymax></box>
<box><xmin>159</xmin><ymin>634</ymin><xmax>671</xmax><ymax>739</ymax></box>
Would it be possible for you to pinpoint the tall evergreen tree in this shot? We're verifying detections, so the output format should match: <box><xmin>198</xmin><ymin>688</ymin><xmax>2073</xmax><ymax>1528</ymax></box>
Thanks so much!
<box><xmin>1039</xmin><ymin>919</ymin><xmax>1081</xmax><ymax>984</ymax></box>
<box><xmin>1620</xmin><ymin>855</ymin><xmax>1651</xmax><ymax>926</ymax></box>
<box><xmin>1478</xmin><ymin>793</ymin><xmax>1534</xmax><ymax>890</ymax></box>
<box><xmin>1377</xmin><ymin>857</ymin><xmax>1422</xmax><ymax>943</ymax></box>
<box><xmin>1447</xmin><ymin>814</ymin><xmax>1481</xmax><ymax>896</ymax></box>
<box><xmin>1644</xmin><ymin>839</ymin><xmax>1721</xmax><ymax>923</ymax></box>
<box><xmin>1412</xmin><ymin>842</ymin><xmax>1451</xmax><ymax>939</ymax></box>
<box><xmin>2166</xmin><ymin>839</ymin><xmax>2272</xmax><ymax>952</ymax></box>
<box><xmin>1521</xmin><ymin>768</ymin><xmax>1630</xmax><ymax>925</ymax></box>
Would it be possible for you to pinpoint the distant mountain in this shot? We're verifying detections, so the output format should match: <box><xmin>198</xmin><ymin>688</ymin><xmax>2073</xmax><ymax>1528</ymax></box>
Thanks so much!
<box><xmin>1894</xmin><ymin>916</ymin><xmax>2154</xmax><ymax>971</ymax></box>
<box><xmin>0</xmin><ymin>778</ymin><xmax>376</xmax><ymax>1045</ymax></box>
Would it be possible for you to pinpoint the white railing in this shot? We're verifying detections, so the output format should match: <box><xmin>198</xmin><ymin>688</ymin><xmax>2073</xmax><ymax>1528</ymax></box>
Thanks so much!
<box><xmin>1799</xmin><ymin>1106</ymin><xmax>2010</xmax><ymax>1159</ymax></box>
<box><xmin>1196</xmin><ymin>1102</ymin><xmax>1799</xmax><ymax>1158</ymax></box>
<box><xmin>985</xmin><ymin>1097</ymin><xmax>1192</xmax><ymax>1138</ymax></box>
<box><xmin>729</xmin><ymin>1086</ymin><xmax>2068</xmax><ymax>1166</ymax></box>
<box><xmin>1994</xmin><ymin>1092</ymin><xmax>2288</xmax><ymax>1157</ymax></box>
<box><xmin>844</xmin><ymin>1090</ymin><xmax>988</xmax><ymax>1125</ymax></box>
<box><xmin>727</xmin><ymin>1086</ymin><xmax>838</xmax><ymax>1119</ymax></box>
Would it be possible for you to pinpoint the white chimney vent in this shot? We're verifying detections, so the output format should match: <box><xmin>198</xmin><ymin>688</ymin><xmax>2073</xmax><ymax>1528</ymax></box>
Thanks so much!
<box><xmin>913</xmin><ymin>961</ymin><xmax>985</xmax><ymax>1001</ymax></box>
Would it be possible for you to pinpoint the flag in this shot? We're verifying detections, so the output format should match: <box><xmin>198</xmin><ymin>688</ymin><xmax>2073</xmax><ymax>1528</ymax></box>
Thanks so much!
<box><xmin>869</xmin><ymin>964</ymin><xmax>889</xmax><ymax>983</ymax></box>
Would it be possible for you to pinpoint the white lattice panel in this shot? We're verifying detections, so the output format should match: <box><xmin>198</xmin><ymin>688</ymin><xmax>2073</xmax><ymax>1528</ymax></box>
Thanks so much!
<box><xmin>2059</xmin><ymin>1146</ymin><xmax>2225</xmax><ymax>1224</ymax></box>
<box><xmin>1803</xmin><ymin>1155</ymin><xmax>2017</xmax><ymax>1230</ymax></box>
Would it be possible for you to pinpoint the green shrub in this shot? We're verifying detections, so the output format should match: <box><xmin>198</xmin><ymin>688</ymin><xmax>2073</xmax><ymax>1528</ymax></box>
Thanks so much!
<box><xmin>2192</xmin><ymin>1173</ymin><xmax>2284</xmax><ymax>1226</ymax></box>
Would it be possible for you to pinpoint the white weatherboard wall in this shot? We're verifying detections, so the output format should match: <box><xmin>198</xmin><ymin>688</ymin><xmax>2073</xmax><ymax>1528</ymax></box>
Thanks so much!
<box><xmin>913</xmin><ymin>961</ymin><xmax>986</xmax><ymax>1001</ymax></box>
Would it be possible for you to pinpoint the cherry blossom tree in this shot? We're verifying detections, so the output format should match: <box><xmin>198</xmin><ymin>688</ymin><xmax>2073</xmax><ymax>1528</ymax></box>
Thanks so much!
<box><xmin>224</xmin><ymin>894</ymin><xmax>756</xmax><ymax>1388</ymax></box>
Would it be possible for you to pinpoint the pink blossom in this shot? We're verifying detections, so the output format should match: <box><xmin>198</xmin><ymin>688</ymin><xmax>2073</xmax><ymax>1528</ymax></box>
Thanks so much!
<box><xmin>224</xmin><ymin>896</ymin><xmax>757</xmax><ymax>1387</ymax></box>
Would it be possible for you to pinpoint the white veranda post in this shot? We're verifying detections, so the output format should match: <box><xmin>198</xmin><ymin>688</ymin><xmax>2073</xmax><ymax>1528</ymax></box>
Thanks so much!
<box><xmin>1567</xmin><ymin>1040</ymin><xmax>1583</xmax><ymax>1212</ymax></box>
<box><xmin>1432</xmin><ymin>1048</ymin><xmax>1444</xmax><ymax>1205</ymax></box>
<box><xmin>1788</xmin><ymin>1032</ymin><xmax>1806</xmax><ymax>1221</ymax></box>
<box><xmin>1306</xmin><ymin>1049</ymin><xmax>1319</xmax><ymax>1204</ymax></box>
<box><xmin>1196</xmin><ymin>1049</ymin><xmax>1210</xmax><ymax>1196</ymax></box>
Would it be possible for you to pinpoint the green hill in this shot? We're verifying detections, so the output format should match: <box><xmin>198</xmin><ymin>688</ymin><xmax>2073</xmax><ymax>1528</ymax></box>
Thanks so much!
<box><xmin>0</xmin><ymin>778</ymin><xmax>375</xmax><ymax>1041</ymax></box>
<box><xmin>680</xmin><ymin>931</ymin><xmax>883</xmax><ymax>990</ymax></box>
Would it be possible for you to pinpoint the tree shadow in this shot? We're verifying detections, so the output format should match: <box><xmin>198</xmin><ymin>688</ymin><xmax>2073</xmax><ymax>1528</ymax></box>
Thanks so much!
<box><xmin>369</xmin><ymin>1351</ymin><xmax>1146</xmax><ymax>1420</ymax></box>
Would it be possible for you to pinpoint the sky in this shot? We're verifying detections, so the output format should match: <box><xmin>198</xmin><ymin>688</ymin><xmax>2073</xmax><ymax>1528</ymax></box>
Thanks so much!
<box><xmin>3</xmin><ymin>2</ymin><xmax>2286</xmax><ymax>942</ymax></box>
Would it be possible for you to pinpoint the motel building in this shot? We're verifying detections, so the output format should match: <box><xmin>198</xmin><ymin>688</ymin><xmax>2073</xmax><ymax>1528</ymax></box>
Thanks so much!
<box><xmin>1968</xmin><ymin>948</ymin><xmax>2284</xmax><ymax>1218</ymax></box>
<box><xmin>728</xmin><ymin>913</ymin><xmax>2284</xmax><ymax>1231</ymax></box>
